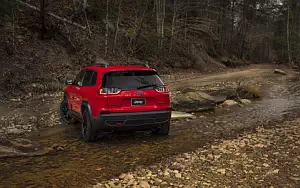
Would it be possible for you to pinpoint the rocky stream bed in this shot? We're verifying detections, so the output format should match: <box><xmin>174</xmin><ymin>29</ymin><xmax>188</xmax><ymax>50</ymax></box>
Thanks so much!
<box><xmin>0</xmin><ymin>66</ymin><xmax>300</xmax><ymax>187</ymax></box>
<box><xmin>93</xmin><ymin>118</ymin><xmax>300</xmax><ymax>188</ymax></box>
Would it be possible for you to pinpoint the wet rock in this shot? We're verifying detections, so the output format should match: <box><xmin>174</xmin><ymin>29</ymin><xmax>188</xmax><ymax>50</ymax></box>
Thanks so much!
<box><xmin>172</xmin><ymin>90</ymin><xmax>217</xmax><ymax>112</ymax></box>
<box><xmin>7</xmin><ymin>128</ymin><xmax>23</xmax><ymax>134</ymax></box>
<box><xmin>223</xmin><ymin>100</ymin><xmax>239</xmax><ymax>106</ymax></box>
<box><xmin>0</xmin><ymin>138</ymin><xmax>50</xmax><ymax>158</ymax></box>
<box><xmin>239</xmin><ymin>99</ymin><xmax>251</xmax><ymax>105</ymax></box>
<box><xmin>171</xmin><ymin>111</ymin><xmax>195</xmax><ymax>119</ymax></box>
<box><xmin>0</xmin><ymin>145</ymin><xmax>25</xmax><ymax>157</ymax></box>
<box><xmin>274</xmin><ymin>69</ymin><xmax>287</xmax><ymax>75</ymax></box>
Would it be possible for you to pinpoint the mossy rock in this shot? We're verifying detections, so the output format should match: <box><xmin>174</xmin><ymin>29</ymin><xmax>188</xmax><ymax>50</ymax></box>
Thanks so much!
<box><xmin>172</xmin><ymin>90</ymin><xmax>218</xmax><ymax>112</ymax></box>
<box><xmin>236</xmin><ymin>86</ymin><xmax>262</xmax><ymax>99</ymax></box>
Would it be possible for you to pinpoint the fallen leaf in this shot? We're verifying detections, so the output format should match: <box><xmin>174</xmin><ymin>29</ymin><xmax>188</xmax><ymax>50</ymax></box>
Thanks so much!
<box><xmin>273</xmin><ymin>169</ymin><xmax>279</xmax><ymax>174</ymax></box>
<box><xmin>95</xmin><ymin>168</ymin><xmax>102</xmax><ymax>171</ymax></box>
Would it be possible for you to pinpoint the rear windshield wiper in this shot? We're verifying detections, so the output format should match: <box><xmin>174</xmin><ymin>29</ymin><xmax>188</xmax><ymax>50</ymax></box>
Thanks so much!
<box><xmin>137</xmin><ymin>84</ymin><xmax>158</xmax><ymax>90</ymax></box>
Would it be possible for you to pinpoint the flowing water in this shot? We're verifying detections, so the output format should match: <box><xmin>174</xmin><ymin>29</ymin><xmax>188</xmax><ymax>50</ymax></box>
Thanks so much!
<box><xmin>1</xmin><ymin>76</ymin><xmax>300</xmax><ymax>188</ymax></box>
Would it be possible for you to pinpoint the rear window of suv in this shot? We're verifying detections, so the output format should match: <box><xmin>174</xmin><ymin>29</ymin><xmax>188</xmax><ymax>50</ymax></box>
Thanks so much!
<box><xmin>103</xmin><ymin>71</ymin><xmax>164</xmax><ymax>90</ymax></box>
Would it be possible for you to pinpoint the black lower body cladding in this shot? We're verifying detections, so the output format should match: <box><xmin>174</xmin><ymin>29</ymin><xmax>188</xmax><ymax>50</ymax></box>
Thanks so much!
<box><xmin>91</xmin><ymin>110</ymin><xmax>171</xmax><ymax>133</ymax></box>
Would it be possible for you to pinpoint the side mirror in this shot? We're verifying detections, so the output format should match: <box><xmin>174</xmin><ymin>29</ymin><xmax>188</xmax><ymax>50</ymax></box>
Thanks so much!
<box><xmin>65</xmin><ymin>79</ymin><xmax>73</xmax><ymax>85</ymax></box>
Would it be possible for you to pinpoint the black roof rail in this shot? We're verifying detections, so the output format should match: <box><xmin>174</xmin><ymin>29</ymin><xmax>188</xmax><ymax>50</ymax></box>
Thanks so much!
<box><xmin>83</xmin><ymin>63</ymin><xmax>110</xmax><ymax>68</ymax></box>
<box><xmin>126</xmin><ymin>62</ymin><xmax>150</xmax><ymax>68</ymax></box>
<box><xmin>81</xmin><ymin>62</ymin><xmax>150</xmax><ymax>69</ymax></box>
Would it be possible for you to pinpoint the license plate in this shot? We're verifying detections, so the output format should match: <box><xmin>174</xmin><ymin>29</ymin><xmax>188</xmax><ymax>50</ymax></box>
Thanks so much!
<box><xmin>131</xmin><ymin>98</ymin><xmax>146</xmax><ymax>106</ymax></box>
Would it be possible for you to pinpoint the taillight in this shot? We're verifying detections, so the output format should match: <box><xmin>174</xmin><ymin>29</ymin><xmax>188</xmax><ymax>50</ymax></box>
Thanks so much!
<box><xmin>98</xmin><ymin>88</ymin><xmax>121</xmax><ymax>95</ymax></box>
<box><xmin>155</xmin><ymin>85</ymin><xmax>169</xmax><ymax>93</ymax></box>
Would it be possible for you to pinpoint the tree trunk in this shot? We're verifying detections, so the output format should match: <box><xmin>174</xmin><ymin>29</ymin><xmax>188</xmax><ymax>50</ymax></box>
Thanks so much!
<box><xmin>156</xmin><ymin>0</ymin><xmax>161</xmax><ymax>48</ymax></box>
<box><xmin>240</xmin><ymin>0</ymin><xmax>249</xmax><ymax>60</ymax></box>
<box><xmin>160</xmin><ymin>0</ymin><xmax>165</xmax><ymax>49</ymax></box>
<box><xmin>105</xmin><ymin>0</ymin><xmax>109</xmax><ymax>56</ymax></box>
<box><xmin>113</xmin><ymin>0</ymin><xmax>122</xmax><ymax>53</ymax></box>
<box><xmin>169</xmin><ymin>0</ymin><xmax>176</xmax><ymax>53</ymax></box>
<box><xmin>184</xmin><ymin>0</ymin><xmax>189</xmax><ymax>41</ymax></box>
<box><xmin>134</xmin><ymin>0</ymin><xmax>149</xmax><ymax>46</ymax></box>
<box><xmin>231</xmin><ymin>0</ymin><xmax>235</xmax><ymax>46</ymax></box>
<box><xmin>18</xmin><ymin>0</ymin><xmax>87</xmax><ymax>29</ymax></box>
<box><xmin>220</xmin><ymin>1</ymin><xmax>228</xmax><ymax>54</ymax></box>
<box><xmin>287</xmin><ymin>0</ymin><xmax>291</xmax><ymax>64</ymax></box>
<box><xmin>298</xmin><ymin>1</ymin><xmax>300</xmax><ymax>62</ymax></box>
<box><xmin>40</xmin><ymin>0</ymin><xmax>46</xmax><ymax>39</ymax></box>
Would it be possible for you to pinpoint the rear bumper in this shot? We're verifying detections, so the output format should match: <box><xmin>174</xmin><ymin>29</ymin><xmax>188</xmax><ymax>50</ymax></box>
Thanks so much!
<box><xmin>91</xmin><ymin>110</ymin><xmax>171</xmax><ymax>133</ymax></box>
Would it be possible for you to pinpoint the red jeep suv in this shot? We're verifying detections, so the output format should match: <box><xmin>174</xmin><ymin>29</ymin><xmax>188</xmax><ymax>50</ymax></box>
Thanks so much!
<box><xmin>60</xmin><ymin>64</ymin><xmax>171</xmax><ymax>142</ymax></box>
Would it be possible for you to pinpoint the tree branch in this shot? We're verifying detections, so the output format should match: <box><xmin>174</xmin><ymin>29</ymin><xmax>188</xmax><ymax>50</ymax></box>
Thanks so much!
<box><xmin>17</xmin><ymin>0</ymin><xmax>87</xmax><ymax>30</ymax></box>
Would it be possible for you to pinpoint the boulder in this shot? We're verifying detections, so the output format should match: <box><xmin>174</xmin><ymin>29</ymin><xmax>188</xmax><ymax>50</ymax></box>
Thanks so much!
<box><xmin>239</xmin><ymin>99</ymin><xmax>251</xmax><ymax>105</ymax></box>
<box><xmin>172</xmin><ymin>90</ymin><xmax>217</xmax><ymax>112</ymax></box>
<box><xmin>236</xmin><ymin>86</ymin><xmax>261</xmax><ymax>99</ymax></box>
<box><xmin>223</xmin><ymin>100</ymin><xmax>239</xmax><ymax>106</ymax></box>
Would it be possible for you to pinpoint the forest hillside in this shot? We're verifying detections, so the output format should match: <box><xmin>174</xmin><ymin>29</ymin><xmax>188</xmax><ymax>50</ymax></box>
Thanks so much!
<box><xmin>0</xmin><ymin>0</ymin><xmax>299</xmax><ymax>96</ymax></box>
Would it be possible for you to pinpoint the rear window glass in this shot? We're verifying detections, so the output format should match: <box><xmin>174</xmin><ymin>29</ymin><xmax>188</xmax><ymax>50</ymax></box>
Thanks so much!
<box><xmin>103</xmin><ymin>71</ymin><xmax>163</xmax><ymax>90</ymax></box>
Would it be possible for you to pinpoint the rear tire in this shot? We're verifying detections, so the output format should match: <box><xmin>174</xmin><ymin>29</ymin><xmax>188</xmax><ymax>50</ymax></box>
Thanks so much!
<box><xmin>153</xmin><ymin>121</ymin><xmax>170</xmax><ymax>136</ymax></box>
<box><xmin>81</xmin><ymin>109</ymin><xmax>97</xmax><ymax>142</ymax></box>
<box><xmin>60</xmin><ymin>96</ymin><xmax>78</xmax><ymax>124</ymax></box>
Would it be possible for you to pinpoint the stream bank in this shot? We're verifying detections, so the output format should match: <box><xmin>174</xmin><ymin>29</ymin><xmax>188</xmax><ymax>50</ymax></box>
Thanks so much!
<box><xmin>1</xmin><ymin>66</ymin><xmax>299</xmax><ymax>187</ymax></box>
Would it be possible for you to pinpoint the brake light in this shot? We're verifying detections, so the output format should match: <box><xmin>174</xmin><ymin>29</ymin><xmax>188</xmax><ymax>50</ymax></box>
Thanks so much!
<box><xmin>98</xmin><ymin>88</ymin><xmax>121</xmax><ymax>95</ymax></box>
<box><xmin>155</xmin><ymin>85</ymin><xmax>169</xmax><ymax>93</ymax></box>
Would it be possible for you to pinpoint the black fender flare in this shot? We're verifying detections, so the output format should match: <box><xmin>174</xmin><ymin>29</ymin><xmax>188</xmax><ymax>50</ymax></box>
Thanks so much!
<box><xmin>62</xmin><ymin>92</ymin><xmax>68</xmax><ymax>101</ymax></box>
<box><xmin>81</xmin><ymin>101</ymin><xmax>93</xmax><ymax>117</ymax></box>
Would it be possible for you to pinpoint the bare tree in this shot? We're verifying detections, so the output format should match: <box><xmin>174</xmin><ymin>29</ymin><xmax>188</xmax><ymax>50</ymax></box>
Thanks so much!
<box><xmin>40</xmin><ymin>0</ymin><xmax>46</xmax><ymax>39</ymax></box>
<box><xmin>156</xmin><ymin>0</ymin><xmax>165</xmax><ymax>49</ymax></box>
<box><xmin>72</xmin><ymin>0</ymin><xmax>87</xmax><ymax>11</ymax></box>
<box><xmin>105</xmin><ymin>0</ymin><xmax>109</xmax><ymax>56</ymax></box>
<box><xmin>160</xmin><ymin>0</ymin><xmax>165</xmax><ymax>49</ymax></box>
<box><xmin>287</xmin><ymin>0</ymin><xmax>291</xmax><ymax>64</ymax></box>
<box><xmin>72</xmin><ymin>0</ymin><xmax>90</xmax><ymax>37</ymax></box>
<box><xmin>113</xmin><ymin>0</ymin><xmax>122</xmax><ymax>53</ymax></box>
<box><xmin>18</xmin><ymin>0</ymin><xmax>87</xmax><ymax>29</ymax></box>
<box><xmin>184</xmin><ymin>0</ymin><xmax>189</xmax><ymax>41</ymax></box>
<box><xmin>169</xmin><ymin>0</ymin><xmax>177</xmax><ymax>53</ymax></box>
<box><xmin>231</xmin><ymin>0</ymin><xmax>235</xmax><ymax>45</ymax></box>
